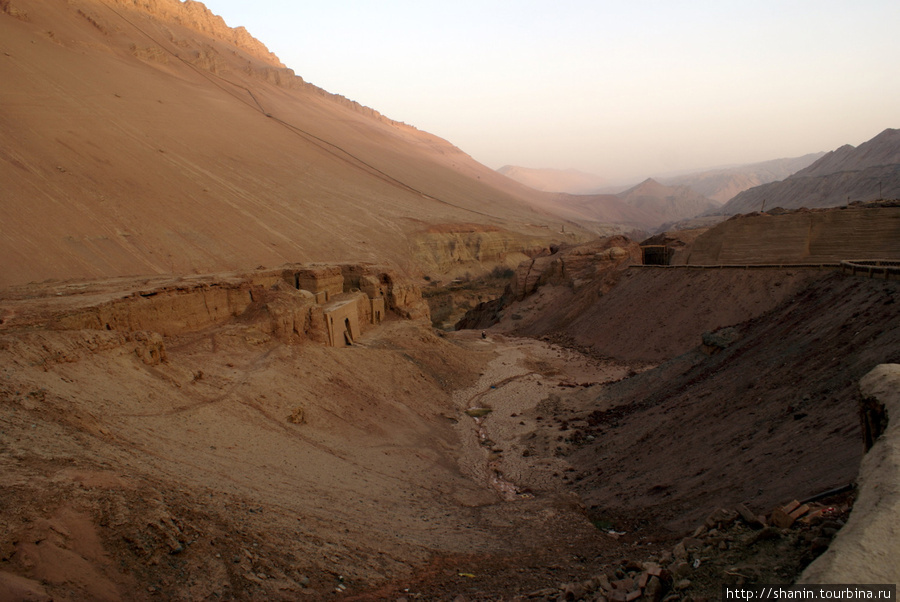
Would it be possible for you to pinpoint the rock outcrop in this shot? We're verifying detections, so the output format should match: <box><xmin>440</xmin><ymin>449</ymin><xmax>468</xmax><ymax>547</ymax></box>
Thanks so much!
<box><xmin>455</xmin><ymin>236</ymin><xmax>639</xmax><ymax>330</ymax></box>
<box><xmin>109</xmin><ymin>0</ymin><xmax>284</xmax><ymax>67</ymax></box>
<box><xmin>411</xmin><ymin>225</ymin><xmax>554</xmax><ymax>279</ymax></box>
<box><xmin>10</xmin><ymin>264</ymin><xmax>427</xmax><ymax>347</ymax></box>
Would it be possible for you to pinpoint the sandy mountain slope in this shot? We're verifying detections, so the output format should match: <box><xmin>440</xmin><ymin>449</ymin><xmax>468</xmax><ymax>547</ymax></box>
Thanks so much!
<box><xmin>0</xmin><ymin>0</ymin><xmax>601</xmax><ymax>288</ymax></box>
<box><xmin>719</xmin><ymin>129</ymin><xmax>900</xmax><ymax>214</ymax></box>
<box><xmin>660</xmin><ymin>153</ymin><xmax>824</xmax><ymax>204</ymax></box>
<box><xmin>497</xmin><ymin>165</ymin><xmax>609</xmax><ymax>194</ymax></box>
<box><xmin>527</xmin><ymin>193</ymin><xmax>663</xmax><ymax>235</ymax></box>
<box><xmin>616</xmin><ymin>178</ymin><xmax>719</xmax><ymax>227</ymax></box>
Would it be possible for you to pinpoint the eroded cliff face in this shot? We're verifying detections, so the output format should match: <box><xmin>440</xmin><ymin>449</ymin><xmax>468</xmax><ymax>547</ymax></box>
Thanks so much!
<box><xmin>107</xmin><ymin>0</ymin><xmax>284</xmax><ymax>66</ymax></box>
<box><xmin>411</xmin><ymin>226</ymin><xmax>568</xmax><ymax>279</ymax></box>
<box><xmin>51</xmin><ymin>280</ymin><xmax>258</xmax><ymax>336</ymax></box>
<box><xmin>455</xmin><ymin>236</ymin><xmax>640</xmax><ymax>330</ymax></box>
<box><xmin>508</xmin><ymin>237</ymin><xmax>638</xmax><ymax>302</ymax></box>
<box><xmin>2</xmin><ymin>264</ymin><xmax>429</xmax><ymax>361</ymax></box>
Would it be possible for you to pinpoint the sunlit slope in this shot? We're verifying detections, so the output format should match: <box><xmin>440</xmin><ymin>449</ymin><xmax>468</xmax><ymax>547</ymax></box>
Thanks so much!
<box><xmin>0</xmin><ymin>0</ymin><xmax>589</xmax><ymax>287</ymax></box>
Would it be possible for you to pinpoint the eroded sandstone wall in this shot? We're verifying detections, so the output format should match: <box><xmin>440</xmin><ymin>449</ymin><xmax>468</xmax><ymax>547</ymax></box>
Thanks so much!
<box><xmin>35</xmin><ymin>264</ymin><xmax>427</xmax><ymax>349</ymax></box>
<box><xmin>411</xmin><ymin>228</ymin><xmax>553</xmax><ymax>278</ymax></box>
<box><xmin>51</xmin><ymin>282</ymin><xmax>255</xmax><ymax>336</ymax></box>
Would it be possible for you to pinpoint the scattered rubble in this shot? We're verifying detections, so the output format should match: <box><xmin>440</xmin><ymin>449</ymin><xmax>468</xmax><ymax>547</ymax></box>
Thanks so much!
<box><xmin>508</xmin><ymin>497</ymin><xmax>853</xmax><ymax>602</ymax></box>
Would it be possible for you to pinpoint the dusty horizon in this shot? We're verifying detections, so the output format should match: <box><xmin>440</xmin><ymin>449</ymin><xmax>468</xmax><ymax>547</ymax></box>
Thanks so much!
<box><xmin>202</xmin><ymin>0</ymin><xmax>899</xmax><ymax>183</ymax></box>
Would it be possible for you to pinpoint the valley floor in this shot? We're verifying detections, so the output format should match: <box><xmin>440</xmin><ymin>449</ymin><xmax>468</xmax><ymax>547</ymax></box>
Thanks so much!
<box><xmin>1</xmin><ymin>268</ymin><xmax>897</xmax><ymax>600</ymax></box>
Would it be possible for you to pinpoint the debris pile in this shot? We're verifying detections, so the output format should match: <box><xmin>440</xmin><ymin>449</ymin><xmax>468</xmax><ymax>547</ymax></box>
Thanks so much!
<box><xmin>518</xmin><ymin>497</ymin><xmax>852</xmax><ymax>602</ymax></box>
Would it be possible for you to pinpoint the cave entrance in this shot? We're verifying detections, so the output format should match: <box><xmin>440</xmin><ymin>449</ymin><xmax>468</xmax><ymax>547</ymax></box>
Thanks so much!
<box><xmin>343</xmin><ymin>318</ymin><xmax>354</xmax><ymax>346</ymax></box>
<box><xmin>641</xmin><ymin>245</ymin><xmax>674</xmax><ymax>266</ymax></box>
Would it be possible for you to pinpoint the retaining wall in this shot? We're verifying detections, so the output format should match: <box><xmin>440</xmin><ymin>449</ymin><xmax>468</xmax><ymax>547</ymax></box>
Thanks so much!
<box><xmin>682</xmin><ymin>207</ymin><xmax>900</xmax><ymax>265</ymax></box>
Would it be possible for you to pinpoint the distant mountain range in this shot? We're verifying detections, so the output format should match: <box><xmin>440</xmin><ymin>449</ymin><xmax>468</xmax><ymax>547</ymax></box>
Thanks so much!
<box><xmin>718</xmin><ymin>128</ymin><xmax>900</xmax><ymax>214</ymax></box>
<box><xmin>658</xmin><ymin>154</ymin><xmax>825</xmax><ymax>204</ymax></box>
<box><xmin>498</xmin><ymin>154</ymin><xmax>824</xmax><ymax>204</ymax></box>
<box><xmin>527</xmin><ymin>178</ymin><xmax>720</xmax><ymax>234</ymax></box>
<box><xmin>616</xmin><ymin>178</ymin><xmax>720</xmax><ymax>225</ymax></box>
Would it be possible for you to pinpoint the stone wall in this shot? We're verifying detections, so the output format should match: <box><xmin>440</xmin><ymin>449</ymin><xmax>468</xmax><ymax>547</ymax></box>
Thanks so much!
<box><xmin>682</xmin><ymin>207</ymin><xmax>900</xmax><ymax>265</ymax></box>
<box><xmin>323</xmin><ymin>295</ymin><xmax>367</xmax><ymax>347</ymax></box>
<box><xmin>41</xmin><ymin>264</ymin><xmax>417</xmax><ymax>347</ymax></box>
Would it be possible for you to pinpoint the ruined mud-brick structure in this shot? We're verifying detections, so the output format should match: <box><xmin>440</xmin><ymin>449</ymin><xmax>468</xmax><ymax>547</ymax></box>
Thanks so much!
<box><xmin>34</xmin><ymin>264</ymin><xmax>421</xmax><ymax>360</ymax></box>
<box><xmin>282</xmin><ymin>265</ymin><xmax>388</xmax><ymax>347</ymax></box>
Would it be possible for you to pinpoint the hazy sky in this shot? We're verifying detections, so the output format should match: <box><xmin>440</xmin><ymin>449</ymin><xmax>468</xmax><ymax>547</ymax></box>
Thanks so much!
<box><xmin>203</xmin><ymin>0</ymin><xmax>899</xmax><ymax>183</ymax></box>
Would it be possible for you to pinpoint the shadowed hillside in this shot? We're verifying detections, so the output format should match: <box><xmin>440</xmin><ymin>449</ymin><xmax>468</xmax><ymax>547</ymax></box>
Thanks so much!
<box><xmin>719</xmin><ymin>129</ymin><xmax>900</xmax><ymax>214</ymax></box>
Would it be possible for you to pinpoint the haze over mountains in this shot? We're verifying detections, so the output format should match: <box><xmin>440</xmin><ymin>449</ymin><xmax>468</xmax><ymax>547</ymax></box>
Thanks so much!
<box><xmin>719</xmin><ymin>128</ymin><xmax>900</xmax><ymax>214</ymax></box>
<box><xmin>500</xmin><ymin>128</ymin><xmax>900</xmax><ymax>228</ymax></box>
<box><xmin>499</xmin><ymin>154</ymin><xmax>826</xmax><ymax>203</ymax></box>
<box><xmin>658</xmin><ymin>153</ymin><xmax>827</xmax><ymax>204</ymax></box>
<box><xmin>496</xmin><ymin>166</ymin><xmax>609</xmax><ymax>195</ymax></box>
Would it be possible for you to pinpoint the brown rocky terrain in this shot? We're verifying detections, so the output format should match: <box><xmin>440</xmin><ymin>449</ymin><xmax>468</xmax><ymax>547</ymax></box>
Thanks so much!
<box><xmin>3</xmin><ymin>230</ymin><xmax>898</xmax><ymax>599</ymax></box>
<box><xmin>3</xmin><ymin>1</ymin><xmax>900</xmax><ymax>600</ymax></box>
<box><xmin>719</xmin><ymin>129</ymin><xmax>900</xmax><ymax>214</ymax></box>
<box><xmin>660</xmin><ymin>153</ymin><xmax>824</xmax><ymax>204</ymax></box>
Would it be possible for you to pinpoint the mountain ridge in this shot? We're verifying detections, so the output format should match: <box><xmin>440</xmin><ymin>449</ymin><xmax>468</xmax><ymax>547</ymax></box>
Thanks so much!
<box><xmin>616</xmin><ymin>177</ymin><xmax>719</xmax><ymax>225</ymax></box>
<box><xmin>719</xmin><ymin>128</ymin><xmax>900</xmax><ymax>214</ymax></box>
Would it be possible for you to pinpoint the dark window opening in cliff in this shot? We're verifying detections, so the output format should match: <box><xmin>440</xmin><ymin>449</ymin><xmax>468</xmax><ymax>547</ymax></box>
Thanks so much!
<box><xmin>641</xmin><ymin>245</ymin><xmax>673</xmax><ymax>266</ymax></box>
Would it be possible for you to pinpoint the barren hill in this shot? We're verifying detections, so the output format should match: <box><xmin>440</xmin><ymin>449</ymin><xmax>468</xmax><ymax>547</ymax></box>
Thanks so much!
<box><xmin>4</xmin><ymin>1</ymin><xmax>900</xmax><ymax>599</ymax></box>
<box><xmin>0</xmin><ymin>0</ymin><xmax>602</xmax><ymax>288</ymax></box>
<box><xmin>659</xmin><ymin>153</ymin><xmax>825</xmax><ymax>204</ymax></box>
<box><xmin>719</xmin><ymin>129</ymin><xmax>900</xmax><ymax>214</ymax></box>
<box><xmin>2</xmin><ymin>210</ymin><xmax>899</xmax><ymax>598</ymax></box>
<box><xmin>616</xmin><ymin>178</ymin><xmax>719</xmax><ymax>226</ymax></box>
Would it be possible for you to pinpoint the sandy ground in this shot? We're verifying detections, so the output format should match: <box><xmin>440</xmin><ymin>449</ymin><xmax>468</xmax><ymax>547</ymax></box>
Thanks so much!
<box><xmin>0</xmin><ymin>307</ymin><xmax>641</xmax><ymax>600</ymax></box>
<box><xmin>2</xmin><ymin>265</ymin><xmax>898</xmax><ymax>600</ymax></box>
